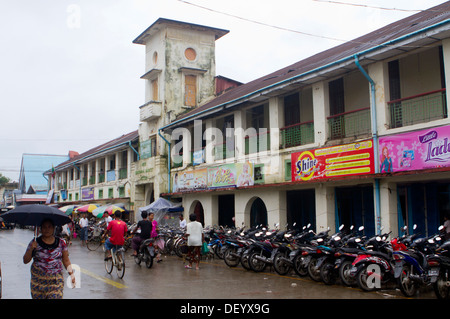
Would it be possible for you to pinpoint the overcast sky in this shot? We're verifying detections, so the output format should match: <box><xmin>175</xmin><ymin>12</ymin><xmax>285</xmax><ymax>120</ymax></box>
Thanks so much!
<box><xmin>0</xmin><ymin>0</ymin><xmax>445</xmax><ymax>182</ymax></box>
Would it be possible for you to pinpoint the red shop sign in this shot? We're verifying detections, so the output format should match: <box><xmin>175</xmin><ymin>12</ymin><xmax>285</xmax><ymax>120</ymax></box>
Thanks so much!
<box><xmin>291</xmin><ymin>140</ymin><xmax>375</xmax><ymax>182</ymax></box>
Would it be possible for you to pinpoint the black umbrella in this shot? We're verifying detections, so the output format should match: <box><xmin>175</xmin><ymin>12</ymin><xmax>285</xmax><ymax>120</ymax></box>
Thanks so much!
<box><xmin>2</xmin><ymin>204</ymin><xmax>72</xmax><ymax>227</ymax></box>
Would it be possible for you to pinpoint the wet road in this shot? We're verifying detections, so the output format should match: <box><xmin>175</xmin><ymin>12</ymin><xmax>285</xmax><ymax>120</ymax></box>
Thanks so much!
<box><xmin>0</xmin><ymin>228</ymin><xmax>436</xmax><ymax>300</ymax></box>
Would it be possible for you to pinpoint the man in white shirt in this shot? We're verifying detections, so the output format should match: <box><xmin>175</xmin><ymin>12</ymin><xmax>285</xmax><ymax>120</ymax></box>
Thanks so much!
<box><xmin>185</xmin><ymin>214</ymin><xmax>203</xmax><ymax>270</ymax></box>
<box><xmin>78</xmin><ymin>213</ymin><xmax>89</xmax><ymax>246</ymax></box>
<box><xmin>179</xmin><ymin>214</ymin><xmax>186</xmax><ymax>229</ymax></box>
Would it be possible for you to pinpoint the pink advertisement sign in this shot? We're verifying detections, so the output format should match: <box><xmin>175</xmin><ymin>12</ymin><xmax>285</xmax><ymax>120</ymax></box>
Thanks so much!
<box><xmin>378</xmin><ymin>125</ymin><xmax>450</xmax><ymax>173</ymax></box>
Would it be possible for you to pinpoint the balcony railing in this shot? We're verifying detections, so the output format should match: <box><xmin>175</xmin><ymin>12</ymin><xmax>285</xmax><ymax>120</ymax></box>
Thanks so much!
<box><xmin>245</xmin><ymin>130</ymin><xmax>270</xmax><ymax>154</ymax></box>
<box><xmin>327</xmin><ymin>107</ymin><xmax>371</xmax><ymax>140</ymax></box>
<box><xmin>215</xmin><ymin>142</ymin><xmax>235</xmax><ymax>160</ymax></box>
<box><xmin>280</xmin><ymin>121</ymin><xmax>314</xmax><ymax>149</ymax></box>
<box><xmin>388</xmin><ymin>89</ymin><xmax>447</xmax><ymax>128</ymax></box>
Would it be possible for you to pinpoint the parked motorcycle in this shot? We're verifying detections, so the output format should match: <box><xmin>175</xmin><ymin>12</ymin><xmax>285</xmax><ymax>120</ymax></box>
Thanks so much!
<box><xmin>427</xmin><ymin>226</ymin><xmax>450</xmax><ymax>299</ymax></box>
<box><xmin>350</xmin><ymin>231</ymin><xmax>396</xmax><ymax>292</ymax></box>
<box><xmin>321</xmin><ymin>225</ymin><xmax>366</xmax><ymax>285</ymax></box>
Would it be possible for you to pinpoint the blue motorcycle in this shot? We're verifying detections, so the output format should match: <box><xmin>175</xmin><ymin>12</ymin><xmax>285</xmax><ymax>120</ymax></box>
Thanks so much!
<box><xmin>393</xmin><ymin>227</ymin><xmax>443</xmax><ymax>297</ymax></box>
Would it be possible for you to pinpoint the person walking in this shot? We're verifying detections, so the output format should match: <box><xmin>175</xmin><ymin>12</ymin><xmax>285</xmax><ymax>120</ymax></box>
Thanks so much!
<box><xmin>23</xmin><ymin>219</ymin><xmax>76</xmax><ymax>299</ymax></box>
<box><xmin>131</xmin><ymin>211</ymin><xmax>153</xmax><ymax>256</ymax></box>
<box><xmin>185</xmin><ymin>213</ymin><xmax>204</xmax><ymax>270</ymax></box>
<box><xmin>78</xmin><ymin>213</ymin><xmax>89</xmax><ymax>246</ymax></box>
<box><xmin>148</xmin><ymin>212</ymin><xmax>162</xmax><ymax>262</ymax></box>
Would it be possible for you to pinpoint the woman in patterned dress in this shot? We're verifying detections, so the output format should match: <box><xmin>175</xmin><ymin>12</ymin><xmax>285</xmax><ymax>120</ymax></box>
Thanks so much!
<box><xmin>23</xmin><ymin>219</ymin><xmax>75</xmax><ymax>299</ymax></box>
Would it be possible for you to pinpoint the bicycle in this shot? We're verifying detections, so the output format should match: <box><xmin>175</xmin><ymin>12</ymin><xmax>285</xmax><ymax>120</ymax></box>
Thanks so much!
<box><xmin>86</xmin><ymin>226</ymin><xmax>105</xmax><ymax>251</ymax></box>
<box><xmin>104</xmin><ymin>244</ymin><xmax>126</xmax><ymax>279</ymax></box>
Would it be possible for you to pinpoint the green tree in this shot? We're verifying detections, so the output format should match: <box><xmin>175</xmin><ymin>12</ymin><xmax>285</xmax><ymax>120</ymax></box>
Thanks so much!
<box><xmin>0</xmin><ymin>173</ymin><xmax>11</xmax><ymax>186</ymax></box>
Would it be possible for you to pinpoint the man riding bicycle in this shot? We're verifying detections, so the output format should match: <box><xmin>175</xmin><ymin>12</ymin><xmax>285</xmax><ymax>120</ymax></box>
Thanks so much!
<box><xmin>103</xmin><ymin>211</ymin><xmax>128</xmax><ymax>260</ymax></box>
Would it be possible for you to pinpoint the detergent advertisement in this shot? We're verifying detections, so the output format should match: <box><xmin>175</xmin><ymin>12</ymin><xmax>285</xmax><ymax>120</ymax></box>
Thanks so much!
<box><xmin>291</xmin><ymin>140</ymin><xmax>375</xmax><ymax>182</ymax></box>
<box><xmin>378</xmin><ymin>125</ymin><xmax>450</xmax><ymax>173</ymax></box>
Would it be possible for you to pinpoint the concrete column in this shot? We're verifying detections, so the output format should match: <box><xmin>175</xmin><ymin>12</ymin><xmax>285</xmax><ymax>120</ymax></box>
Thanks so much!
<box><xmin>312</xmin><ymin>81</ymin><xmax>329</xmax><ymax>146</ymax></box>
<box><xmin>379</xmin><ymin>180</ymin><xmax>398</xmax><ymax>237</ymax></box>
<box><xmin>368</xmin><ymin>61</ymin><xmax>390</xmax><ymax>136</ymax></box>
<box><xmin>442</xmin><ymin>38</ymin><xmax>450</xmax><ymax>110</ymax></box>
<box><xmin>315</xmin><ymin>184</ymin><xmax>335</xmax><ymax>232</ymax></box>
<box><xmin>204</xmin><ymin>118</ymin><xmax>215</xmax><ymax>164</ymax></box>
<box><xmin>268</xmin><ymin>97</ymin><xmax>283</xmax><ymax>176</ymax></box>
<box><xmin>266</xmin><ymin>190</ymin><xmax>286</xmax><ymax>229</ymax></box>
<box><xmin>234</xmin><ymin>109</ymin><xmax>247</xmax><ymax>161</ymax></box>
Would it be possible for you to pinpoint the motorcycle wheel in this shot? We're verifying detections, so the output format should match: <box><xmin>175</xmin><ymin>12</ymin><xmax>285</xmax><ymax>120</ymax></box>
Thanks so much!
<box><xmin>356</xmin><ymin>264</ymin><xmax>379</xmax><ymax>292</ymax></box>
<box><xmin>307</xmin><ymin>257</ymin><xmax>322</xmax><ymax>282</ymax></box>
<box><xmin>320</xmin><ymin>262</ymin><xmax>337</xmax><ymax>285</ymax></box>
<box><xmin>223</xmin><ymin>247</ymin><xmax>240</xmax><ymax>268</ymax></box>
<box><xmin>339</xmin><ymin>260</ymin><xmax>356</xmax><ymax>287</ymax></box>
<box><xmin>433</xmin><ymin>268</ymin><xmax>450</xmax><ymax>299</ymax></box>
<box><xmin>214</xmin><ymin>244</ymin><xmax>224</xmax><ymax>259</ymax></box>
<box><xmin>249</xmin><ymin>251</ymin><xmax>267</xmax><ymax>272</ymax></box>
<box><xmin>145</xmin><ymin>252</ymin><xmax>154</xmax><ymax>269</ymax></box>
<box><xmin>134</xmin><ymin>253</ymin><xmax>142</xmax><ymax>265</ymax></box>
<box><xmin>397</xmin><ymin>265</ymin><xmax>417</xmax><ymax>297</ymax></box>
<box><xmin>293</xmin><ymin>255</ymin><xmax>308</xmax><ymax>277</ymax></box>
<box><xmin>273</xmin><ymin>251</ymin><xmax>291</xmax><ymax>276</ymax></box>
<box><xmin>241</xmin><ymin>253</ymin><xmax>251</xmax><ymax>270</ymax></box>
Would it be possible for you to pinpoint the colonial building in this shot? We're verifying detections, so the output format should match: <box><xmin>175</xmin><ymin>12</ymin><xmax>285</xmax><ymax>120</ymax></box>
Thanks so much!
<box><xmin>155</xmin><ymin>2</ymin><xmax>450</xmax><ymax>237</ymax></box>
<box><xmin>131</xmin><ymin>18</ymin><xmax>231</xmax><ymax>210</ymax></box>
<box><xmin>45</xmin><ymin>131</ymin><xmax>139</xmax><ymax>218</ymax></box>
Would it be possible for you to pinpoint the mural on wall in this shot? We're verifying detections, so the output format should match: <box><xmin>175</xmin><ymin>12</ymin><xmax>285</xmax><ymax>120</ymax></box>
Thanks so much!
<box><xmin>291</xmin><ymin>140</ymin><xmax>375</xmax><ymax>182</ymax></box>
<box><xmin>378</xmin><ymin>125</ymin><xmax>450</xmax><ymax>173</ymax></box>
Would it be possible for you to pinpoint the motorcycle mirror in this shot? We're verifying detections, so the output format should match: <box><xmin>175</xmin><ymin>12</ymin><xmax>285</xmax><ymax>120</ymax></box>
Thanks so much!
<box><xmin>339</xmin><ymin>224</ymin><xmax>344</xmax><ymax>230</ymax></box>
<box><xmin>413</xmin><ymin>224</ymin><xmax>417</xmax><ymax>230</ymax></box>
<box><xmin>302</xmin><ymin>226</ymin><xmax>306</xmax><ymax>230</ymax></box>
<box><xmin>350</xmin><ymin>225</ymin><xmax>354</xmax><ymax>230</ymax></box>
<box><xmin>359</xmin><ymin>226</ymin><xmax>364</xmax><ymax>231</ymax></box>
<box><xmin>438</xmin><ymin>225</ymin><xmax>444</xmax><ymax>231</ymax></box>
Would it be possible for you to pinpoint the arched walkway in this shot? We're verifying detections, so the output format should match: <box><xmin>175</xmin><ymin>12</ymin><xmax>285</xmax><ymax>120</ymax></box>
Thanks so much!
<box><xmin>246</xmin><ymin>197</ymin><xmax>268</xmax><ymax>228</ymax></box>
<box><xmin>189</xmin><ymin>200</ymin><xmax>205</xmax><ymax>226</ymax></box>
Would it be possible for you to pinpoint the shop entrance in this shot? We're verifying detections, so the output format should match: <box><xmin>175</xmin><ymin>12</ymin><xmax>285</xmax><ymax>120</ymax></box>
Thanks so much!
<box><xmin>335</xmin><ymin>185</ymin><xmax>375</xmax><ymax>236</ymax></box>
<box><xmin>193</xmin><ymin>201</ymin><xmax>205</xmax><ymax>226</ymax></box>
<box><xmin>286</xmin><ymin>189</ymin><xmax>316</xmax><ymax>231</ymax></box>
<box><xmin>250</xmin><ymin>197</ymin><xmax>268</xmax><ymax>228</ymax></box>
<box><xmin>218</xmin><ymin>195</ymin><xmax>235</xmax><ymax>227</ymax></box>
<box><xmin>398</xmin><ymin>182</ymin><xmax>448</xmax><ymax>236</ymax></box>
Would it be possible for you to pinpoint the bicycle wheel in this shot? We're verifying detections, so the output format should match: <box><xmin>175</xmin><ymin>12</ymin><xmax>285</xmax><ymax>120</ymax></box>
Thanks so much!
<box><xmin>87</xmin><ymin>236</ymin><xmax>102</xmax><ymax>251</ymax></box>
<box><xmin>104</xmin><ymin>250</ymin><xmax>113</xmax><ymax>274</ymax></box>
<box><xmin>116</xmin><ymin>249</ymin><xmax>126</xmax><ymax>279</ymax></box>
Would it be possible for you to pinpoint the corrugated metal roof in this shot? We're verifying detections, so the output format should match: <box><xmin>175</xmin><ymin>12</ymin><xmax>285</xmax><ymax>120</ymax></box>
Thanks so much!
<box><xmin>165</xmin><ymin>1</ymin><xmax>450</xmax><ymax>129</ymax></box>
<box><xmin>52</xmin><ymin>130</ymin><xmax>139</xmax><ymax>171</ymax></box>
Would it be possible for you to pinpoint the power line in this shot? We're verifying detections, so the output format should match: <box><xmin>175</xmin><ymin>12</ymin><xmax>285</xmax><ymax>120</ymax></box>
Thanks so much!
<box><xmin>312</xmin><ymin>0</ymin><xmax>441</xmax><ymax>13</ymax></box>
<box><xmin>176</xmin><ymin>0</ymin><xmax>440</xmax><ymax>48</ymax></box>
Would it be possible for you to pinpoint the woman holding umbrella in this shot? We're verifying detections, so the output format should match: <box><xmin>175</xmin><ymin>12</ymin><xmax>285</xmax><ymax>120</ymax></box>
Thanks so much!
<box><xmin>23</xmin><ymin>218</ymin><xmax>76</xmax><ymax>299</ymax></box>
